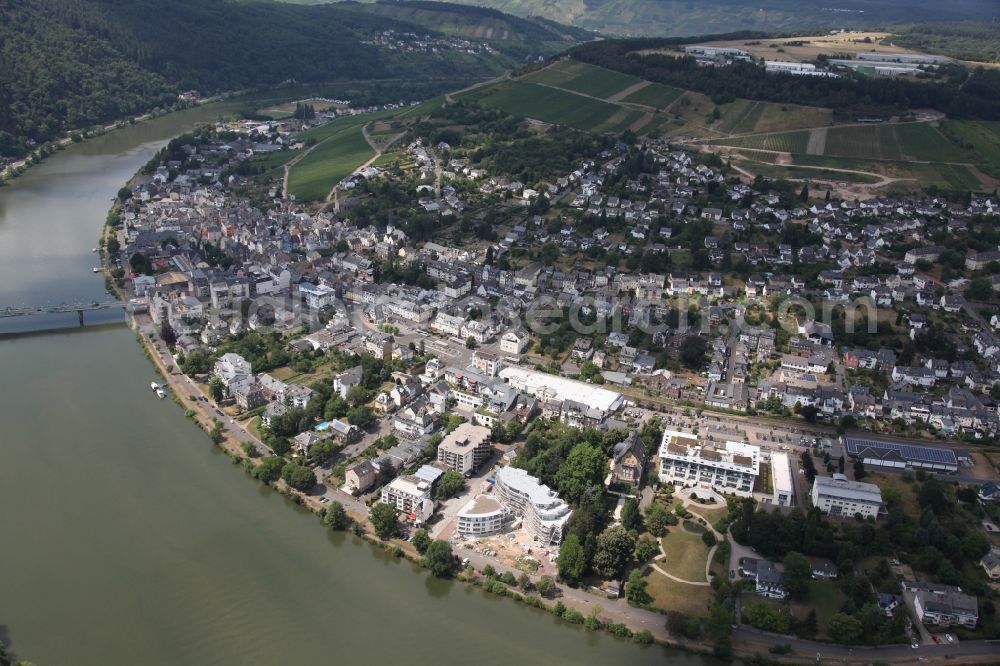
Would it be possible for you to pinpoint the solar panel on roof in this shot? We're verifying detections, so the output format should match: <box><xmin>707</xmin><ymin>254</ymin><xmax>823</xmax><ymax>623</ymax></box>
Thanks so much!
<box><xmin>844</xmin><ymin>437</ymin><xmax>957</xmax><ymax>465</ymax></box>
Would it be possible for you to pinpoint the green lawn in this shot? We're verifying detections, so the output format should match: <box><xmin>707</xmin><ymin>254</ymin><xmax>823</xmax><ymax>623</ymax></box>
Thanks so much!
<box><xmin>471</xmin><ymin>81</ymin><xmax>633</xmax><ymax>133</ymax></box>
<box><xmin>287</xmin><ymin>124</ymin><xmax>374</xmax><ymax>201</ymax></box>
<box><xmin>660</xmin><ymin>523</ymin><xmax>711</xmax><ymax>582</ymax></box>
<box><xmin>642</xmin><ymin>570</ymin><xmax>714</xmax><ymax>617</ymax></box>
<box><xmin>621</xmin><ymin>82</ymin><xmax>683</xmax><ymax>109</ymax></box>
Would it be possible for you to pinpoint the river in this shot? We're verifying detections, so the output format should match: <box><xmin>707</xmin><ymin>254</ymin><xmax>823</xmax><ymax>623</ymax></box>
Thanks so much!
<box><xmin>0</xmin><ymin>104</ymin><xmax>716</xmax><ymax>665</ymax></box>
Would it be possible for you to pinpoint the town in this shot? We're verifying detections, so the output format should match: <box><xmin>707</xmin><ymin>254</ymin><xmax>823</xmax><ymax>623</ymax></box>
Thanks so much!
<box><xmin>106</xmin><ymin>94</ymin><xmax>1000</xmax><ymax>657</ymax></box>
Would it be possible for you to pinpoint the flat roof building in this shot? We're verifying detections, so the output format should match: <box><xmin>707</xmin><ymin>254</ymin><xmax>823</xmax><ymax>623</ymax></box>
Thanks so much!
<box><xmin>498</xmin><ymin>366</ymin><xmax>623</xmax><ymax>418</ymax></box>
<box><xmin>437</xmin><ymin>422</ymin><xmax>492</xmax><ymax>476</ymax></box>
<box><xmin>906</xmin><ymin>582</ymin><xmax>978</xmax><ymax>629</ymax></box>
<box><xmin>658</xmin><ymin>430</ymin><xmax>760</xmax><ymax>497</ymax></box>
<box><xmin>843</xmin><ymin>436</ymin><xmax>958</xmax><ymax>473</ymax></box>
<box><xmin>771</xmin><ymin>452</ymin><xmax>793</xmax><ymax>507</ymax></box>
<box><xmin>811</xmin><ymin>474</ymin><xmax>882</xmax><ymax>520</ymax></box>
<box><xmin>494</xmin><ymin>466</ymin><xmax>571</xmax><ymax>544</ymax></box>
<box><xmin>381</xmin><ymin>475</ymin><xmax>434</xmax><ymax>524</ymax></box>
<box><xmin>456</xmin><ymin>495</ymin><xmax>508</xmax><ymax>537</ymax></box>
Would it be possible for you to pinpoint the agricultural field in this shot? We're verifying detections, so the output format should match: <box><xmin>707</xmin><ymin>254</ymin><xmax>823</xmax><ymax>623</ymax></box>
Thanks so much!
<box><xmin>287</xmin><ymin>124</ymin><xmax>374</xmax><ymax>201</ymax></box>
<box><xmin>620</xmin><ymin>82</ymin><xmax>684</xmax><ymax>109</ymax></box>
<box><xmin>753</xmin><ymin>103</ymin><xmax>833</xmax><ymax>133</ymax></box>
<box><xmin>715</xmin><ymin>99</ymin><xmax>766</xmax><ymax>134</ymax></box>
<box><xmin>942</xmin><ymin>120</ymin><xmax>1000</xmax><ymax>177</ymax></box>
<box><xmin>823</xmin><ymin>125</ymin><xmax>903</xmax><ymax>161</ymax></box>
<box><xmin>521</xmin><ymin>59</ymin><xmax>641</xmax><ymax>100</ymax></box>
<box><xmin>469</xmin><ymin>80</ymin><xmax>639</xmax><ymax>133</ymax></box>
<box><xmin>894</xmin><ymin>123</ymin><xmax>975</xmax><ymax>162</ymax></box>
<box><xmin>711</xmin><ymin>129</ymin><xmax>811</xmax><ymax>153</ymax></box>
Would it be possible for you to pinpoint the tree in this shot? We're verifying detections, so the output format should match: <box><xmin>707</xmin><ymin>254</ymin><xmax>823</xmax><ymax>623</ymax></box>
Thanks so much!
<box><xmin>323</xmin><ymin>501</ymin><xmax>348</xmax><ymax>530</ymax></box>
<box><xmin>370</xmin><ymin>502</ymin><xmax>399</xmax><ymax>539</ymax></box>
<box><xmin>281</xmin><ymin>462</ymin><xmax>316</xmax><ymax>491</ymax></box>
<box><xmin>160</xmin><ymin>320</ymin><xmax>176</xmax><ymax>347</ymax></box>
<box><xmin>621</xmin><ymin>497</ymin><xmax>642</xmax><ymax>532</ymax></box>
<box><xmin>967</xmin><ymin>277</ymin><xmax>992</xmax><ymax>302</ymax></box>
<box><xmin>702</xmin><ymin>530</ymin><xmax>717</xmax><ymax>547</ymax></box>
<box><xmin>798</xmin><ymin>609</ymin><xmax>818</xmax><ymax>639</ymax></box>
<box><xmin>208</xmin><ymin>376</ymin><xmax>224</xmax><ymax>403</ymax></box>
<box><xmin>679</xmin><ymin>335</ymin><xmax>708</xmax><ymax>369</ymax></box>
<box><xmin>828</xmin><ymin>613</ymin><xmax>863</xmax><ymax>644</ymax></box>
<box><xmin>554</xmin><ymin>443</ymin><xmax>608</xmax><ymax>504</ymax></box>
<box><xmin>345</xmin><ymin>385</ymin><xmax>370</xmax><ymax>408</ymax></box>
<box><xmin>645</xmin><ymin>502</ymin><xmax>674</xmax><ymax>537</ymax></box>
<box><xmin>117</xmin><ymin>186</ymin><xmax>133</xmax><ymax>202</ymax></box>
<box><xmin>465</xmin><ymin>336</ymin><xmax>476</xmax><ymax>349</ymax></box>
<box><xmin>424</xmin><ymin>540</ymin><xmax>455</xmax><ymax>577</ymax></box>
<box><xmin>635</xmin><ymin>535</ymin><xmax>659</xmax><ymax>563</ymax></box>
<box><xmin>782</xmin><ymin>551</ymin><xmax>811</xmax><ymax>600</ymax></box>
<box><xmin>347</xmin><ymin>405</ymin><xmax>376</xmax><ymax>429</ymax></box>
<box><xmin>626</xmin><ymin>568</ymin><xmax>650</xmax><ymax>605</ymax></box>
<box><xmin>518</xmin><ymin>573</ymin><xmax>532</xmax><ymax>590</ymax></box>
<box><xmin>557</xmin><ymin>533</ymin><xmax>588</xmax><ymax>582</ymax></box>
<box><xmin>436</xmin><ymin>470</ymin><xmax>465</xmax><ymax>500</ymax></box>
<box><xmin>536</xmin><ymin>575</ymin><xmax>557</xmax><ymax>597</ymax></box>
<box><xmin>307</xmin><ymin>439</ymin><xmax>337</xmax><ymax>466</ymax></box>
<box><xmin>412</xmin><ymin>528</ymin><xmax>431</xmax><ymax>554</ymax></box>
<box><xmin>592</xmin><ymin>525</ymin><xmax>636</xmax><ymax>579</ymax></box>
<box><xmin>252</xmin><ymin>455</ymin><xmax>284</xmax><ymax>483</ymax></box>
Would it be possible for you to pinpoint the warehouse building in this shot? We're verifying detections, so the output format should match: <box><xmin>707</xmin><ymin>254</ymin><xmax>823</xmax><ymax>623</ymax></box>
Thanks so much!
<box><xmin>842</xmin><ymin>436</ymin><xmax>958</xmax><ymax>473</ymax></box>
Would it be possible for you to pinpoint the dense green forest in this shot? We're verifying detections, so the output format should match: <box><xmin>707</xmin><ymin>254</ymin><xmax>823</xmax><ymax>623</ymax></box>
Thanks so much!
<box><xmin>891</xmin><ymin>22</ymin><xmax>1000</xmax><ymax>63</ymax></box>
<box><xmin>569</xmin><ymin>36</ymin><xmax>1000</xmax><ymax>120</ymax></box>
<box><xmin>0</xmin><ymin>0</ymin><xmax>578</xmax><ymax>159</ymax></box>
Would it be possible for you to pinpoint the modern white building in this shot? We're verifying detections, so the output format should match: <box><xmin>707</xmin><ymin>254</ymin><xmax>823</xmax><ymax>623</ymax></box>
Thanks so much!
<box><xmin>658</xmin><ymin>430</ymin><xmax>760</xmax><ymax>497</ymax></box>
<box><xmin>498</xmin><ymin>366</ymin><xmax>623</xmax><ymax>419</ymax></box>
<box><xmin>437</xmin><ymin>422</ymin><xmax>492</xmax><ymax>476</ymax></box>
<box><xmin>810</xmin><ymin>474</ymin><xmax>882</xmax><ymax>520</ymax></box>
<box><xmin>381</xmin><ymin>475</ymin><xmax>435</xmax><ymax>523</ymax></box>
<box><xmin>299</xmin><ymin>282</ymin><xmax>337</xmax><ymax>309</ymax></box>
<box><xmin>456</xmin><ymin>495</ymin><xmax>508</xmax><ymax>537</ymax></box>
<box><xmin>771</xmin><ymin>452</ymin><xmax>794</xmax><ymax>507</ymax></box>
<box><xmin>493</xmin><ymin>466</ymin><xmax>571</xmax><ymax>544</ymax></box>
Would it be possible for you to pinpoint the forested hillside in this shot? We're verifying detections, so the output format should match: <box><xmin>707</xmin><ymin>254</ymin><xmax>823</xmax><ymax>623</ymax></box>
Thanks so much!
<box><xmin>393</xmin><ymin>0</ymin><xmax>997</xmax><ymax>38</ymax></box>
<box><xmin>0</xmin><ymin>0</ymin><xmax>577</xmax><ymax>160</ymax></box>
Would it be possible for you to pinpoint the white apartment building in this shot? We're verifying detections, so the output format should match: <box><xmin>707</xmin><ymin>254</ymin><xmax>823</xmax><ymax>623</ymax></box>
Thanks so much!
<box><xmin>437</xmin><ymin>422</ymin><xmax>492</xmax><ymax>476</ymax></box>
<box><xmin>499</xmin><ymin>329</ymin><xmax>530</xmax><ymax>355</ymax></box>
<box><xmin>810</xmin><ymin>474</ymin><xmax>882</xmax><ymax>520</ymax></box>
<box><xmin>456</xmin><ymin>495</ymin><xmax>508</xmax><ymax>537</ymax></box>
<box><xmin>658</xmin><ymin>430</ymin><xmax>760</xmax><ymax>497</ymax></box>
<box><xmin>381</xmin><ymin>475</ymin><xmax>434</xmax><ymax>523</ymax></box>
<box><xmin>494</xmin><ymin>466</ymin><xmax>571</xmax><ymax>544</ymax></box>
<box><xmin>771</xmin><ymin>452</ymin><xmax>794</xmax><ymax>507</ymax></box>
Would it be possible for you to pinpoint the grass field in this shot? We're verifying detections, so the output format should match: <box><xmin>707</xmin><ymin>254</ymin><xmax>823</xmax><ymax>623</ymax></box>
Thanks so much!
<box><xmin>471</xmin><ymin>80</ymin><xmax>638</xmax><ymax>133</ymax></box>
<box><xmin>712</xmin><ymin>130</ymin><xmax>811</xmax><ymax>153</ymax></box>
<box><xmin>660</xmin><ymin>523</ymin><xmax>711</xmax><ymax>582</ymax></box>
<box><xmin>643</xmin><ymin>570</ymin><xmax>714</xmax><ymax>617</ymax></box>
<box><xmin>790</xmin><ymin>580</ymin><xmax>847</xmax><ymax>638</ymax></box>
<box><xmin>287</xmin><ymin>124</ymin><xmax>374</xmax><ymax>201</ymax></box>
<box><xmin>246</xmin><ymin>148</ymin><xmax>298</xmax><ymax>173</ymax></box>
<box><xmin>621</xmin><ymin>82</ymin><xmax>684</xmax><ymax>109</ymax></box>
<box><xmin>754</xmin><ymin>103</ymin><xmax>833</xmax><ymax>133</ymax></box>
